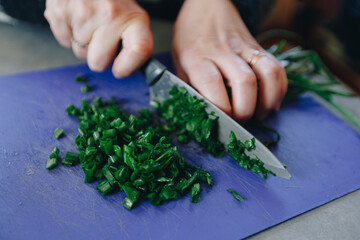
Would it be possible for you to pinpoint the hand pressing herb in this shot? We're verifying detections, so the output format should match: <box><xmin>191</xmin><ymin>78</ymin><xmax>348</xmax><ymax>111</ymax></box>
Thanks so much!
<box><xmin>54</xmin><ymin>96</ymin><xmax>213</xmax><ymax>209</ymax></box>
<box><xmin>154</xmin><ymin>86</ymin><xmax>273</xmax><ymax>179</ymax></box>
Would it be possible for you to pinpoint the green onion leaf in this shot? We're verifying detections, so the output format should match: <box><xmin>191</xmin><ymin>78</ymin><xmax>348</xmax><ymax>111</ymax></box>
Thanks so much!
<box><xmin>227</xmin><ymin>189</ymin><xmax>244</xmax><ymax>202</ymax></box>
<box><xmin>54</xmin><ymin>128</ymin><xmax>64</xmax><ymax>139</ymax></box>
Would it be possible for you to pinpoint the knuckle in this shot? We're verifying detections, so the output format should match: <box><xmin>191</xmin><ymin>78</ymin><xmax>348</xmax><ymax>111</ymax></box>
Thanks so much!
<box><xmin>128</xmin><ymin>41</ymin><xmax>153</xmax><ymax>58</ymax></box>
<box><xmin>43</xmin><ymin>9</ymin><xmax>51</xmax><ymax>20</ymax></box>
<box><xmin>73</xmin><ymin>2</ymin><xmax>94</xmax><ymax>25</ymax></box>
<box><xmin>239</xmin><ymin>72</ymin><xmax>257</xmax><ymax>88</ymax></box>
<box><xmin>53</xmin><ymin>3</ymin><xmax>67</xmax><ymax>18</ymax></box>
<box><xmin>44</xmin><ymin>8</ymin><xmax>63</xmax><ymax>22</ymax></box>
<box><xmin>101</xmin><ymin>0</ymin><xmax>149</xmax><ymax>24</ymax></box>
<box><xmin>134</xmin><ymin>10</ymin><xmax>150</xmax><ymax>24</ymax></box>
<box><xmin>199</xmin><ymin>73</ymin><xmax>223</xmax><ymax>86</ymax></box>
<box><xmin>266</xmin><ymin>64</ymin><xmax>283</xmax><ymax>80</ymax></box>
<box><xmin>103</xmin><ymin>0</ymin><xmax>121</xmax><ymax>22</ymax></box>
<box><xmin>216</xmin><ymin>41</ymin><xmax>232</xmax><ymax>53</ymax></box>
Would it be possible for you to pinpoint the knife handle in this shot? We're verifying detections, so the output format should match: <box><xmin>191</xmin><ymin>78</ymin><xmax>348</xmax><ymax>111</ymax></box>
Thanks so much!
<box><xmin>141</xmin><ymin>57</ymin><xmax>167</xmax><ymax>86</ymax></box>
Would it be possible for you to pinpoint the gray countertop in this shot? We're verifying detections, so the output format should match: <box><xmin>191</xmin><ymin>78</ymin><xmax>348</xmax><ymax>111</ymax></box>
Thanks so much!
<box><xmin>1</xmin><ymin>15</ymin><xmax>359</xmax><ymax>240</ymax></box>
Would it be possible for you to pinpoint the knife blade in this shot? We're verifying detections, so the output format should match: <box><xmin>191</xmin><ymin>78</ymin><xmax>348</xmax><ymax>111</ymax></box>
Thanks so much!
<box><xmin>142</xmin><ymin>58</ymin><xmax>291</xmax><ymax>179</ymax></box>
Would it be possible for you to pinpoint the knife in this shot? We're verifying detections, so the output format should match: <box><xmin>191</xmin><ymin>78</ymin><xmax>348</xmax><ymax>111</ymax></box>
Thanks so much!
<box><xmin>142</xmin><ymin>57</ymin><xmax>291</xmax><ymax>179</ymax></box>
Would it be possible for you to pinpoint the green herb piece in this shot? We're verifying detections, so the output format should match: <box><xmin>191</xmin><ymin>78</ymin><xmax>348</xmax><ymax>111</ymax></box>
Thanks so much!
<box><xmin>190</xmin><ymin>183</ymin><xmax>201</xmax><ymax>203</ymax></box>
<box><xmin>65</xmin><ymin>104</ymin><xmax>80</xmax><ymax>116</ymax></box>
<box><xmin>227</xmin><ymin>131</ymin><xmax>275</xmax><ymax>179</ymax></box>
<box><xmin>115</xmin><ymin>166</ymin><xmax>130</xmax><ymax>183</ymax></box>
<box><xmin>123</xmin><ymin>186</ymin><xmax>140</xmax><ymax>210</ymax></box>
<box><xmin>46</xmin><ymin>158</ymin><xmax>58</xmax><ymax>170</ymax></box>
<box><xmin>49</xmin><ymin>146</ymin><xmax>60</xmax><ymax>159</ymax></box>
<box><xmin>102</xmin><ymin>165</ymin><xmax>116</xmax><ymax>186</ymax></box>
<box><xmin>75</xmin><ymin>74</ymin><xmax>87</xmax><ymax>82</ymax></box>
<box><xmin>47</xmin><ymin>147</ymin><xmax>60</xmax><ymax>170</ymax></box>
<box><xmin>250</xmin><ymin>120</ymin><xmax>281</xmax><ymax>147</ymax></box>
<box><xmin>81</xmin><ymin>84</ymin><xmax>93</xmax><ymax>93</ymax></box>
<box><xmin>62</xmin><ymin>151</ymin><xmax>80</xmax><ymax>166</ymax></box>
<box><xmin>54</xmin><ymin>128</ymin><xmax>64</xmax><ymax>139</ymax></box>
<box><xmin>83</xmin><ymin>162</ymin><xmax>97</xmax><ymax>182</ymax></box>
<box><xmin>96</xmin><ymin>180</ymin><xmax>112</xmax><ymax>195</ymax></box>
<box><xmin>103</xmin><ymin>129</ymin><xmax>116</xmax><ymax>138</ymax></box>
<box><xmin>159</xmin><ymin>186</ymin><xmax>178</xmax><ymax>201</ymax></box>
<box><xmin>52</xmin><ymin>146</ymin><xmax>60</xmax><ymax>156</ymax></box>
<box><xmin>85</xmin><ymin>146</ymin><xmax>97</xmax><ymax>156</ymax></box>
<box><xmin>227</xmin><ymin>189</ymin><xmax>244</xmax><ymax>202</ymax></box>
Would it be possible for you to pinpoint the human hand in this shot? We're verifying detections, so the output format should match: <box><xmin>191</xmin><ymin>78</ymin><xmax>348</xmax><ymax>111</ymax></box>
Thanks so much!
<box><xmin>44</xmin><ymin>0</ymin><xmax>153</xmax><ymax>77</ymax></box>
<box><xmin>172</xmin><ymin>0</ymin><xmax>288</xmax><ymax>122</ymax></box>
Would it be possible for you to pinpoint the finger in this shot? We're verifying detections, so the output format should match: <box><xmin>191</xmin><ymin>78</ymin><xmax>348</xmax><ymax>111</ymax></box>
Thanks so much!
<box><xmin>86</xmin><ymin>24</ymin><xmax>122</xmax><ymax>71</ymax></box>
<box><xmin>71</xmin><ymin>38</ymin><xmax>89</xmax><ymax>60</ymax></box>
<box><xmin>214</xmin><ymin>53</ymin><xmax>257</xmax><ymax>122</ymax></box>
<box><xmin>69</xmin><ymin>0</ymin><xmax>99</xmax><ymax>59</ymax></box>
<box><xmin>44</xmin><ymin>10</ymin><xmax>72</xmax><ymax>48</ymax></box>
<box><xmin>112</xmin><ymin>18</ymin><xmax>153</xmax><ymax>78</ymax></box>
<box><xmin>172</xmin><ymin>52</ymin><xmax>190</xmax><ymax>83</ymax></box>
<box><xmin>181</xmin><ymin>58</ymin><xmax>232</xmax><ymax>116</ymax></box>
<box><xmin>252</xmin><ymin>53</ymin><xmax>287</xmax><ymax>119</ymax></box>
<box><xmin>279</xmin><ymin>66</ymin><xmax>288</xmax><ymax>109</ymax></box>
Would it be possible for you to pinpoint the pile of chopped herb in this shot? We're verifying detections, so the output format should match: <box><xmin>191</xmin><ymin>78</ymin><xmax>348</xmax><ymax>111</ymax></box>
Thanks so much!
<box><xmin>153</xmin><ymin>86</ymin><xmax>273</xmax><ymax>178</ymax></box>
<box><xmin>152</xmin><ymin>86</ymin><xmax>224</xmax><ymax>157</ymax></box>
<box><xmin>54</xmin><ymin>96</ymin><xmax>213</xmax><ymax>209</ymax></box>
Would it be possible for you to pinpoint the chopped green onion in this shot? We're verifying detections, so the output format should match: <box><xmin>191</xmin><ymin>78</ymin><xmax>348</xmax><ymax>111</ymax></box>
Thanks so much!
<box><xmin>75</xmin><ymin>74</ymin><xmax>87</xmax><ymax>82</ymax></box>
<box><xmin>103</xmin><ymin>129</ymin><xmax>116</xmax><ymax>138</ymax></box>
<box><xmin>227</xmin><ymin>131</ymin><xmax>275</xmax><ymax>179</ymax></box>
<box><xmin>54</xmin><ymin>128</ymin><xmax>64</xmax><ymax>139</ymax></box>
<box><xmin>81</xmin><ymin>84</ymin><xmax>93</xmax><ymax>93</ymax></box>
<box><xmin>62</xmin><ymin>151</ymin><xmax>80</xmax><ymax>166</ymax></box>
<box><xmin>227</xmin><ymin>189</ymin><xmax>244</xmax><ymax>202</ymax></box>
<box><xmin>46</xmin><ymin>158</ymin><xmax>58</xmax><ymax>170</ymax></box>
<box><xmin>50</xmin><ymin>95</ymin><xmax>213</xmax><ymax>210</ymax></box>
<box><xmin>190</xmin><ymin>183</ymin><xmax>201</xmax><ymax>203</ymax></box>
<box><xmin>96</xmin><ymin>180</ymin><xmax>113</xmax><ymax>195</ymax></box>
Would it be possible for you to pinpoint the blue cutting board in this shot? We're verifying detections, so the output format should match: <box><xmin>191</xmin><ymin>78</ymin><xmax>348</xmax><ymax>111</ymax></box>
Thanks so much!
<box><xmin>1</xmin><ymin>54</ymin><xmax>360</xmax><ymax>240</ymax></box>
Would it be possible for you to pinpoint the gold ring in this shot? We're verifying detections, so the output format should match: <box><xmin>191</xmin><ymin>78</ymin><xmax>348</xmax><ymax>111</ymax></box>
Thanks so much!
<box><xmin>246</xmin><ymin>50</ymin><xmax>265</xmax><ymax>67</ymax></box>
<box><xmin>71</xmin><ymin>37</ymin><xmax>89</xmax><ymax>48</ymax></box>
